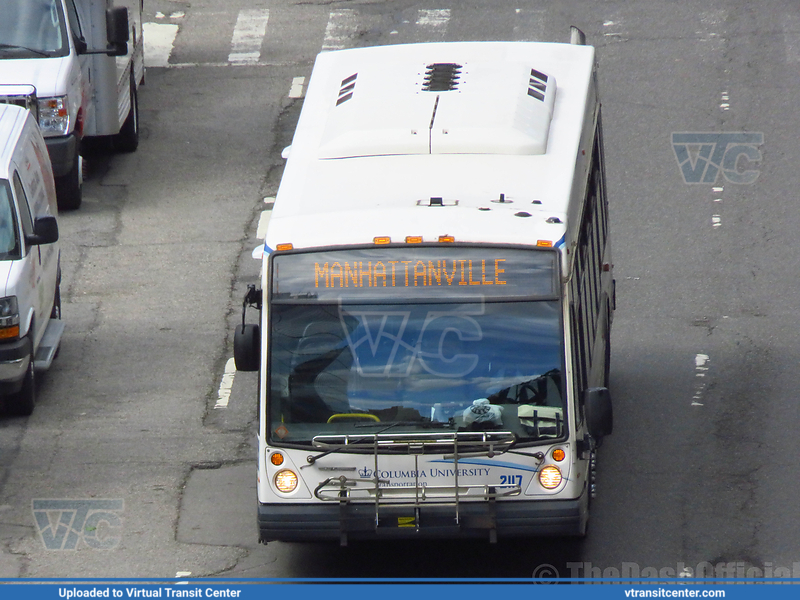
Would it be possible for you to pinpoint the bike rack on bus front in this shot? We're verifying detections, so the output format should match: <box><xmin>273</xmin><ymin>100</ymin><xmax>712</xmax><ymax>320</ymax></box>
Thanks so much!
<box><xmin>311</xmin><ymin>431</ymin><xmax>520</xmax><ymax>544</ymax></box>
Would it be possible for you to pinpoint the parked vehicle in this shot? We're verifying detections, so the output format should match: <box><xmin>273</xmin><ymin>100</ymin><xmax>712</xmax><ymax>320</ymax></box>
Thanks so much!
<box><xmin>0</xmin><ymin>102</ymin><xmax>63</xmax><ymax>416</ymax></box>
<box><xmin>0</xmin><ymin>0</ymin><xmax>145</xmax><ymax>210</ymax></box>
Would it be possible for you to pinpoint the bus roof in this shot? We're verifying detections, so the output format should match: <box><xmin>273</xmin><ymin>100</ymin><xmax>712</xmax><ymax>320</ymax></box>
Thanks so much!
<box><xmin>267</xmin><ymin>41</ymin><xmax>596</xmax><ymax>252</ymax></box>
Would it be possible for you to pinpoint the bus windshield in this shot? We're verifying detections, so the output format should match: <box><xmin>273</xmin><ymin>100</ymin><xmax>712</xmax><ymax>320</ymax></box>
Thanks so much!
<box><xmin>268</xmin><ymin>247</ymin><xmax>565</xmax><ymax>445</ymax></box>
<box><xmin>0</xmin><ymin>0</ymin><xmax>70</xmax><ymax>58</ymax></box>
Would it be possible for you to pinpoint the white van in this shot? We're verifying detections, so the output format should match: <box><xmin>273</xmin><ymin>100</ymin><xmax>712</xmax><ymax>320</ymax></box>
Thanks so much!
<box><xmin>0</xmin><ymin>103</ymin><xmax>63</xmax><ymax>416</ymax></box>
<box><xmin>0</xmin><ymin>0</ymin><xmax>144</xmax><ymax>211</ymax></box>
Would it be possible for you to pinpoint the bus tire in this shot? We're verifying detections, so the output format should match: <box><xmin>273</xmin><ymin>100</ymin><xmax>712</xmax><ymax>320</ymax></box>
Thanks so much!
<box><xmin>114</xmin><ymin>73</ymin><xmax>139</xmax><ymax>153</ymax></box>
<box><xmin>55</xmin><ymin>150</ymin><xmax>82</xmax><ymax>211</ymax></box>
<box><xmin>234</xmin><ymin>324</ymin><xmax>260</xmax><ymax>372</ymax></box>
<box><xmin>8</xmin><ymin>345</ymin><xmax>35</xmax><ymax>416</ymax></box>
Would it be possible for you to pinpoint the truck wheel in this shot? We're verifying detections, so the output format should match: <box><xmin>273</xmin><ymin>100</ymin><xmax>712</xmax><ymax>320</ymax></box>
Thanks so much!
<box><xmin>55</xmin><ymin>150</ymin><xmax>82</xmax><ymax>211</ymax></box>
<box><xmin>234</xmin><ymin>324</ymin><xmax>260</xmax><ymax>372</ymax></box>
<box><xmin>8</xmin><ymin>348</ymin><xmax>35</xmax><ymax>416</ymax></box>
<box><xmin>114</xmin><ymin>74</ymin><xmax>139</xmax><ymax>153</ymax></box>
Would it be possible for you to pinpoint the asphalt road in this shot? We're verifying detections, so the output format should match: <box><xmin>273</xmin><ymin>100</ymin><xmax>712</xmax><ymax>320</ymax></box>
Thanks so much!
<box><xmin>0</xmin><ymin>0</ymin><xmax>799</xmax><ymax>580</ymax></box>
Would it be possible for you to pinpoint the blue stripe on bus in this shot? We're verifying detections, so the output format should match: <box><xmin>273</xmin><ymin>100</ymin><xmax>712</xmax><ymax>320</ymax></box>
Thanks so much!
<box><xmin>429</xmin><ymin>458</ymin><xmax>539</xmax><ymax>473</ymax></box>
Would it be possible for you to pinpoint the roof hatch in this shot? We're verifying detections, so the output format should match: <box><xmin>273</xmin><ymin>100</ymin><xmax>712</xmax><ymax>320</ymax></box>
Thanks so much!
<box><xmin>317</xmin><ymin>57</ymin><xmax>556</xmax><ymax>159</ymax></box>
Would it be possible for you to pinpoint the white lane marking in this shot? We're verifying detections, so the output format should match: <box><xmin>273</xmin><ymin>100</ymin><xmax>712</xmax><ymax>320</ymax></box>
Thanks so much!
<box><xmin>289</xmin><ymin>76</ymin><xmax>306</xmax><ymax>98</ymax></box>
<box><xmin>161</xmin><ymin>61</ymin><xmax>297</xmax><ymax>69</ymax></box>
<box><xmin>603</xmin><ymin>17</ymin><xmax>625</xmax><ymax>39</ymax></box>
<box><xmin>143</xmin><ymin>22</ymin><xmax>179</xmax><ymax>68</ymax></box>
<box><xmin>322</xmin><ymin>9</ymin><xmax>358</xmax><ymax>52</ymax></box>
<box><xmin>697</xmin><ymin>9</ymin><xmax>726</xmax><ymax>53</ymax></box>
<box><xmin>215</xmin><ymin>358</ymin><xmax>237</xmax><ymax>409</ymax></box>
<box><xmin>228</xmin><ymin>9</ymin><xmax>270</xmax><ymax>65</ymax></box>
<box><xmin>692</xmin><ymin>354</ymin><xmax>710</xmax><ymax>406</ymax></box>
<box><xmin>415</xmin><ymin>9</ymin><xmax>450</xmax><ymax>38</ymax></box>
<box><xmin>712</xmin><ymin>185</ymin><xmax>722</xmax><ymax>227</ymax></box>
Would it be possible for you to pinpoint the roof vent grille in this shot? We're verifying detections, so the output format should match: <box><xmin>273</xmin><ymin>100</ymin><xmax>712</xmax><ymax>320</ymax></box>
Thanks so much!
<box><xmin>336</xmin><ymin>73</ymin><xmax>357</xmax><ymax>106</ymax></box>
<box><xmin>422</xmin><ymin>63</ymin><xmax>462</xmax><ymax>92</ymax></box>
<box><xmin>528</xmin><ymin>68</ymin><xmax>548</xmax><ymax>101</ymax></box>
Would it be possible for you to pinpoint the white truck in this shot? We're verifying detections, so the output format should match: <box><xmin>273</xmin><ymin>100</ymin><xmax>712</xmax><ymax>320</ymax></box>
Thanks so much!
<box><xmin>0</xmin><ymin>0</ymin><xmax>144</xmax><ymax>210</ymax></box>
<box><xmin>0</xmin><ymin>100</ymin><xmax>63</xmax><ymax>416</ymax></box>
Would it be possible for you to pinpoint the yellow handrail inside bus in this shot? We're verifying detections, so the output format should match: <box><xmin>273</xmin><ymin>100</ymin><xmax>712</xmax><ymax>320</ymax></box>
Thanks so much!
<box><xmin>327</xmin><ymin>413</ymin><xmax>380</xmax><ymax>423</ymax></box>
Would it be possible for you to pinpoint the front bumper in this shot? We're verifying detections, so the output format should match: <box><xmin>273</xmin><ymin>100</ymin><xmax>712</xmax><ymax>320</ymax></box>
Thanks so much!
<box><xmin>0</xmin><ymin>336</ymin><xmax>31</xmax><ymax>393</ymax></box>
<box><xmin>258</xmin><ymin>494</ymin><xmax>587</xmax><ymax>544</ymax></box>
<box><xmin>45</xmin><ymin>133</ymin><xmax>78</xmax><ymax>178</ymax></box>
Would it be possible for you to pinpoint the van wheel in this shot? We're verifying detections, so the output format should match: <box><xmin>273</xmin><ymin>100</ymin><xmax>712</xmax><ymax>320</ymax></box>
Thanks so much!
<box><xmin>114</xmin><ymin>74</ymin><xmax>139</xmax><ymax>153</ymax></box>
<box><xmin>8</xmin><ymin>348</ymin><xmax>35</xmax><ymax>416</ymax></box>
<box><xmin>56</xmin><ymin>150</ymin><xmax>82</xmax><ymax>211</ymax></box>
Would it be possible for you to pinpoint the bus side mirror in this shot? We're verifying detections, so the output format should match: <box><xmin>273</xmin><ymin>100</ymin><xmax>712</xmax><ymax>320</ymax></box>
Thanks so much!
<box><xmin>234</xmin><ymin>324</ymin><xmax>260</xmax><ymax>372</ymax></box>
<box><xmin>106</xmin><ymin>7</ymin><xmax>130</xmax><ymax>57</ymax></box>
<box><xmin>585</xmin><ymin>387</ymin><xmax>613</xmax><ymax>439</ymax></box>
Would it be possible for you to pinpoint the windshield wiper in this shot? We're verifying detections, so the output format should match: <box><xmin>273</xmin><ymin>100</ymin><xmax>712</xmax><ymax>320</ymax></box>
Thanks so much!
<box><xmin>354</xmin><ymin>419</ymin><xmax>454</xmax><ymax>429</ymax></box>
<box><xmin>0</xmin><ymin>44</ymin><xmax>51</xmax><ymax>57</ymax></box>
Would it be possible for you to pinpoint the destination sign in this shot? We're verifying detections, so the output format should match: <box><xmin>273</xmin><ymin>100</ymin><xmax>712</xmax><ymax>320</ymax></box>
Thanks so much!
<box><xmin>271</xmin><ymin>247</ymin><xmax>558</xmax><ymax>301</ymax></box>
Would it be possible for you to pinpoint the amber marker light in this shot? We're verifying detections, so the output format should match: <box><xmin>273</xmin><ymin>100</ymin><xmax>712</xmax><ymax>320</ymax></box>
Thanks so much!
<box><xmin>274</xmin><ymin>470</ymin><xmax>299</xmax><ymax>493</ymax></box>
<box><xmin>538</xmin><ymin>465</ymin><xmax>563</xmax><ymax>489</ymax></box>
<box><xmin>405</xmin><ymin>236</ymin><xmax>423</xmax><ymax>244</ymax></box>
<box><xmin>438</xmin><ymin>235</ymin><xmax>455</xmax><ymax>243</ymax></box>
<box><xmin>536</xmin><ymin>240</ymin><xmax>553</xmax><ymax>247</ymax></box>
<box><xmin>275</xmin><ymin>243</ymin><xmax>293</xmax><ymax>251</ymax></box>
<box><xmin>552</xmin><ymin>448</ymin><xmax>566</xmax><ymax>462</ymax></box>
<box><xmin>0</xmin><ymin>325</ymin><xmax>19</xmax><ymax>340</ymax></box>
<box><xmin>270</xmin><ymin>452</ymin><xmax>285</xmax><ymax>466</ymax></box>
<box><xmin>373</xmin><ymin>236</ymin><xmax>391</xmax><ymax>245</ymax></box>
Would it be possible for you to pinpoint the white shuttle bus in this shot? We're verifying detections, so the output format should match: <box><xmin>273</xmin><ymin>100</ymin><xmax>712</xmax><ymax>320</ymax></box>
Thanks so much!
<box><xmin>236</xmin><ymin>33</ymin><xmax>615</xmax><ymax>544</ymax></box>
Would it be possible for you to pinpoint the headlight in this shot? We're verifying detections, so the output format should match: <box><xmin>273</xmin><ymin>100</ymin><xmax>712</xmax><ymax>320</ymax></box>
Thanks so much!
<box><xmin>38</xmin><ymin>96</ymin><xmax>70</xmax><ymax>136</ymax></box>
<box><xmin>0</xmin><ymin>296</ymin><xmax>19</xmax><ymax>340</ymax></box>
<box><xmin>538</xmin><ymin>465</ymin><xmax>563</xmax><ymax>490</ymax></box>
<box><xmin>274</xmin><ymin>469</ymin><xmax>298</xmax><ymax>493</ymax></box>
